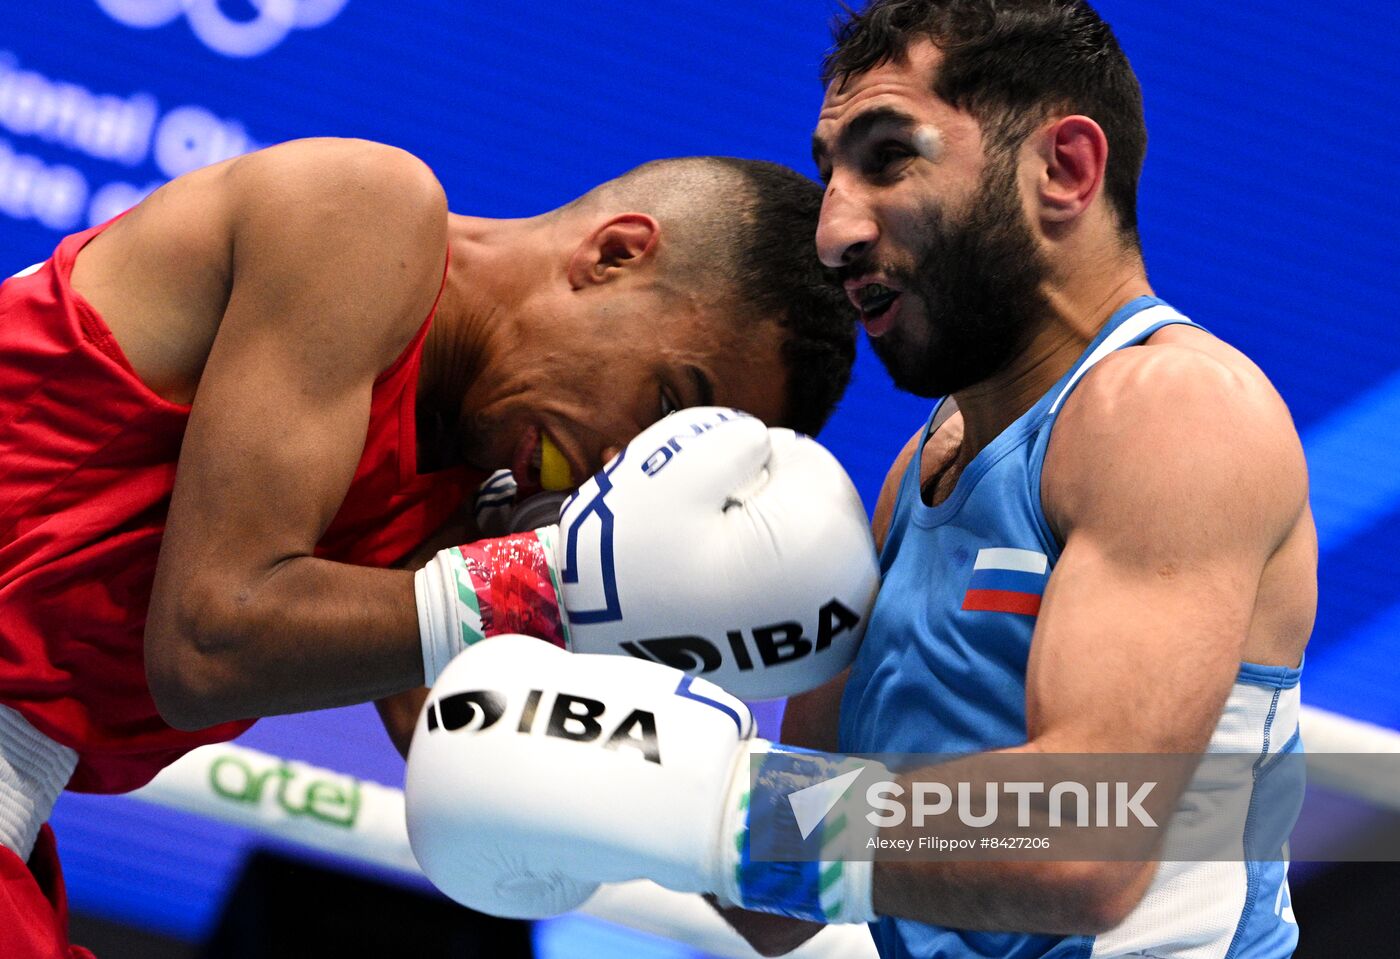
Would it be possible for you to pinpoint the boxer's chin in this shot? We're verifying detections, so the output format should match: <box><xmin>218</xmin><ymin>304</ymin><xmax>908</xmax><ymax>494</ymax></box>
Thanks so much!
<box><xmin>870</xmin><ymin>327</ymin><xmax>936</xmax><ymax>398</ymax></box>
<box><xmin>872</xmin><ymin>312</ymin><xmax>1027</xmax><ymax>398</ymax></box>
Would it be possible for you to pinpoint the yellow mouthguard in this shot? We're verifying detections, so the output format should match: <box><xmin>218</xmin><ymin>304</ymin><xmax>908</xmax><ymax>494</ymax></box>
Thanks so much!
<box><xmin>539</xmin><ymin>434</ymin><xmax>574</xmax><ymax>491</ymax></box>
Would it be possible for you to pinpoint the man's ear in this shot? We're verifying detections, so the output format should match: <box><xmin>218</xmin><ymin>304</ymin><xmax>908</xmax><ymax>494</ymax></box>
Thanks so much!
<box><xmin>1034</xmin><ymin>115</ymin><xmax>1109</xmax><ymax>226</ymax></box>
<box><xmin>566</xmin><ymin>213</ymin><xmax>661</xmax><ymax>289</ymax></box>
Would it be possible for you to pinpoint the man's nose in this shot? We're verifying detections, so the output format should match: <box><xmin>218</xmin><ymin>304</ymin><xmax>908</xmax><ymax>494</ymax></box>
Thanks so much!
<box><xmin>816</xmin><ymin>181</ymin><xmax>878</xmax><ymax>269</ymax></box>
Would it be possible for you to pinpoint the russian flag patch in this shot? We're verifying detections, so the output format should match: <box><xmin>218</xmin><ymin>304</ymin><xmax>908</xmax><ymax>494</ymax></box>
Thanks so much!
<box><xmin>961</xmin><ymin>548</ymin><xmax>1049</xmax><ymax>616</ymax></box>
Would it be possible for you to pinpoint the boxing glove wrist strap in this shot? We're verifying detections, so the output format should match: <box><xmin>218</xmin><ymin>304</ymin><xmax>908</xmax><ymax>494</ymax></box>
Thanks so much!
<box><xmin>717</xmin><ymin>744</ymin><xmax>881</xmax><ymax>925</ymax></box>
<box><xmin>416</xmin><ymin>527</ymin><xmax>570</xmax><ymax>687</ymax></box>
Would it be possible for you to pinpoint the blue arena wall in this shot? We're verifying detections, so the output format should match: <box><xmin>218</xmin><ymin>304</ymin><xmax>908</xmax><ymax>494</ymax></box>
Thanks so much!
<box><xmin>1</xmin><ymin>1</ymin><xmax>1396</xmax><ymax>952</ymax></box>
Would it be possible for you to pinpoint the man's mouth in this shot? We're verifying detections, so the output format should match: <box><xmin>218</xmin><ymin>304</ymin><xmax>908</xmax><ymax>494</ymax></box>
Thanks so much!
<box><xmin>512</xmin><ymin>426</ymin><xmax>542</xmax><ymax>489</ymax></box>
<box><xmin>858</xmin><ymin>283</ymin><xmax>900</xmax><ymax>316</ymax></box>
<box><xmin>848</xmin><ymin>281</ymin><xmax>904</xmax><ymax>337</ymax></box>
<box><xmin>511</xmin><ymin>427</ymin><xmax>580</xmax><ymax>493</ymax></box>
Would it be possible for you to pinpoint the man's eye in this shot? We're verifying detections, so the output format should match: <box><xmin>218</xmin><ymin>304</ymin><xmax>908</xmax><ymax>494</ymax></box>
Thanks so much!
<box><xmin>869</xmin><ymin>143</ymin><xmax>913</xmax><ymax>174</ymax></box>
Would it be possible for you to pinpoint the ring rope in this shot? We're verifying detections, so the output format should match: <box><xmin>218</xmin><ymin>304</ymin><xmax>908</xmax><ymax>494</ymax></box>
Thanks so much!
<box><xmin>125</xmin><ymin>705</ymin><xmax>1399</xmax><ymax>959</ymax></box>
<box><xmin>127</xmin><ymin>743</ymin><xmax>874</xmax><ymax>958</ymax></box>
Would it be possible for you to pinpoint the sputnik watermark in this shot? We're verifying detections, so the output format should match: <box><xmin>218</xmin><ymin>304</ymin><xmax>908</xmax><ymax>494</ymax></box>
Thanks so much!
<box><xmin>786</xmin><ymin>770</ymin><xmax>1157</xmax><ymax>843</ymax></box>
<box><xmin>866</xmin><ymin>780</ymin><xmax>1158</xmax><ymax>829</ymax></box>
<box><xmin>744</xmin><ymin>750</ymin><xmax>1375</xmax><ymax>863</ymax></box>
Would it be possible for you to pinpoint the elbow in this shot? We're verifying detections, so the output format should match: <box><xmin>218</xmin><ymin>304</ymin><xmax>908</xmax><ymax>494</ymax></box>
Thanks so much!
<box><xmin>147</xmin><ymin>652</ymin><xmax>223</xmax><ymax>732</ymax></box>
<box><xmin>1053</xmin><ymin>861</ymin><xmax>1154</xmax><ymax>935</ymax></box>
<box><xmin>146</xmin><ymin>634</ymin><xmax>228</xmax><ymax>731</ymax></box>
<box><xmin>145</xmin><ymin>584</ymin><xmax>247</xmax><ymax>731</ymax></box>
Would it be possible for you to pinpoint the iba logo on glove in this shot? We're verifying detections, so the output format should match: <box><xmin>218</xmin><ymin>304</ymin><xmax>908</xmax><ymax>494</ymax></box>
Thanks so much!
<box><xmin>618</xmin><ymin>598</ymin><xmax>862</xmax><ymax>676</ymax></box>
<box><xmin>424</xmin><ymin>687</ymin><xmax>662</xmax><ymax>764</ymax></box>
<box><xmin>549</xmin><ymin>406</ymin><xmax>880</xmax><ymax>700</ymax></box>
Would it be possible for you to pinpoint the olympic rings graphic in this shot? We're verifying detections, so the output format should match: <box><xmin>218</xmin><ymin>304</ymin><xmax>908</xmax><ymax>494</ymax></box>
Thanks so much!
<box><xmin>94</xmin><ymin>0</ymin><xmax>351</xmax><ymax>58</ymax></box>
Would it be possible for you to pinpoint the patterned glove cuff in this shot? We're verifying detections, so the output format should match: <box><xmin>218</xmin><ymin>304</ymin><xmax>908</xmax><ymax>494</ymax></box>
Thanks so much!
<box><xmin>720</xmin><ymin>744</ymin><xmax>880</xmax><ymax>925</ymax></box>
<box><xmin>418</xmin><ymin>527</ymin><xmax>569</xmax><ymax>687</ymax></box>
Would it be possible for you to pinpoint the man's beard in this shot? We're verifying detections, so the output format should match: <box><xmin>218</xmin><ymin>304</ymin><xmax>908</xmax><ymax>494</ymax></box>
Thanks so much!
<box><xmin>869</xmin><ymin>155</ymin><xmax>1053</xmax><ymax>398</ymax></box>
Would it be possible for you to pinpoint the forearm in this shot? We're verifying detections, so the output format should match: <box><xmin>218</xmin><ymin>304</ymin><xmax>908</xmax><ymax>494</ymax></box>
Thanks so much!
<box><xmin>147</xmin><ymin>555</ymin><xmax>422</xmax><ymax>729</ymax></box>
<box><xmin>377</xmin><ymin>686</ymin><xmax>429</xmax><ymax>758</ymax></box>
<box><xmin>863</xmin><ymin>743</ymin><xmax>1167</xmax><ymax>934</ymax></box>
<box><xmin>722</xmin><ymin>782</ymin><xmax>1150</xmax><ymax>944</ymax></box>
<box><xmin>871</xmin><ymin>856</ymin><xmax>1150</xmax><ymax>935</ymax></box>
<box><xmin>722</xmin><ymin>742</ymin><xmax>1164</xmax><ymax>939</ymax></box>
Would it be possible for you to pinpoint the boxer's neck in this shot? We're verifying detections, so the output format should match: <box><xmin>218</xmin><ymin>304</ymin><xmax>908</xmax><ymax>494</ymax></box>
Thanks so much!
<box><xmin>417</xmin><ymin>212</ymin><xmax>562</xmax><ymax>423</ymax></box>
<box><xmin>950</xmin><ymin>267</ymin><xmax>1151</xmax><ymax>458</ymax></box>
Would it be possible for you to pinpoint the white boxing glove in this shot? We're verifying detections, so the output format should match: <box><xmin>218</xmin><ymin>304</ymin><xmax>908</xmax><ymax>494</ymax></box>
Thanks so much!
<box><xmin>404</xmin><ymin>635</ymin><xmax>880</xmax><ymax>922</ymax></box>
<box><xmin>415</xmin><ymin>408</ymin><xmax>879</xmax><ymax>699</ymax></box>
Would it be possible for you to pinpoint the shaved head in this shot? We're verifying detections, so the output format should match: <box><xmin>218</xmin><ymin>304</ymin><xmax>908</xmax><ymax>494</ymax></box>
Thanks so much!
<box><xmin>580</xmin><ymin>157</ymin><xmax>753</xmax><ymax>288</ymax></box>
<box><xmin>569</xmin><ymin>156</ymin><xmax>858</xmax><ymax>435</ymax></box>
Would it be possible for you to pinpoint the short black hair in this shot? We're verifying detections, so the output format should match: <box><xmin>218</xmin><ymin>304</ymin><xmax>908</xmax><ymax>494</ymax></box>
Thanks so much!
<box><xmin>823</xmin><ymin>0</ymin><xmax>1147</xmax><ymax>244</ymax></box>
<box><xmin>709</xmin><ymin>157</ymin><xmax>856</xmax><ymax>436</ymax></box>
<box><xmin>602</xmin><ymin>157</ymin><xmax>857</xmax><ymax>435</ymax></box>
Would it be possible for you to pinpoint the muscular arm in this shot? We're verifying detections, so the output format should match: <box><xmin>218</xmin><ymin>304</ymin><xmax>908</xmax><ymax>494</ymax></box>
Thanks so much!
<box><xmin>142</xmin><ymin>139</ymin><xmax>451</xmax><ymax>730</ymax></box>
<box><xmin>730</xmin><ymin>346</ymin><xmax>1308</xmax><ymax>947</ymax></box>
<box><xmin>870</xmin><ymin>344</ymin><xmax>1310</xmax><ymax>933</ymax></box>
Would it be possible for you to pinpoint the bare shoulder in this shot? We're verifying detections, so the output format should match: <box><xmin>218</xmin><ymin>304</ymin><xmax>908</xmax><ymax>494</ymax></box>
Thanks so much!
<box><xmin>223</xmin><ymin>138</ymin><xmax>447</xmax><ymax>260</ymax></box>
<box><xmin>77</xmin><ymin>138</ymin><xmax>446</xmax><ymax>306</ymax></box>
<box><xmin>219</xmin><ymin>139</ymin><xmax>450</xmax><ymax>365</ymax></box>
<box><xmin>72</xmin><ymin>140</ymin><xmax>449</xmax><ymax>400</ymax></box>
<box><xmin>224</xmin><ymin>138</ymin><xmax>445</xmax><ymax>215</ymax></box>
<box><xmin>91</xmin><ymin>138</ymin><xmax>445</xmax><ymax>261</ymax></box>
<box><xmin>1043</xmin><ymin>324</ymin><xmax>1308</xmax><ymax>544</ymax></box>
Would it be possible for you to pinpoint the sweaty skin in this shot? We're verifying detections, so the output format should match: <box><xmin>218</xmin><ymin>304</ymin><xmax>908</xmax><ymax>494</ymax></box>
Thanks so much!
<box><xmin>727</xmin><ymin>40</ymin><xmax>1314</xmax><ymax>950</ymax></box>
<box><xmin>66</xmin><ymin>137</ymin><xmax>789</xmax><ymax>743</ymax></box>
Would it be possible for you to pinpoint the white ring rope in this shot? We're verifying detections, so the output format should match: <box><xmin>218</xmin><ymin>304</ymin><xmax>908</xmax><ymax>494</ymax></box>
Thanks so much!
<box><xmin>127</xmin><ymin>743</ymin><xmax>876</xmax><ymax>959</ymax></box>
<box><xmin>1291</xmin><ymin>706</ymin><xmax>1400</xmax><ymax>810</ymax></box>
<box><xmin>125</xmin><ymin>705</ymin><xmax>1399</xmax><ymax>959</ymax></box>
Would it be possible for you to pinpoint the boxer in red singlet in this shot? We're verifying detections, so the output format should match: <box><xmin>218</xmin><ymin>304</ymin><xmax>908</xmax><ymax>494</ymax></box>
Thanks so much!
<box><xmin>0</xmin><ymin>137</ymin><xmax>855</xmax><ymax>955</ymax></box>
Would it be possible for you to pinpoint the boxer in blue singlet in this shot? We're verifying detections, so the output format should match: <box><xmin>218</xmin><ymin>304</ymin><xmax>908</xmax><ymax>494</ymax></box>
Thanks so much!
<box><xmin>726</xmin><ymin>2</ymin><xmax>1315</xmax><ymax>956</ymax></box>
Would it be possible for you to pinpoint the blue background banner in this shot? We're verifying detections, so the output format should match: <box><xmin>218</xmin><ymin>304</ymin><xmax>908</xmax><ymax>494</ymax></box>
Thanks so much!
<box><xmin>3</xmin><ymin>1</ymin><xmax>1397</xmax><ymax>953</ymax></box>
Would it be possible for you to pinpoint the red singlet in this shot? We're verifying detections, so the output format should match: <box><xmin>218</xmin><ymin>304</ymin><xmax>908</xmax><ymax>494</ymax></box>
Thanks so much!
<box><xmin>0</xmin><ymin>219</ymin><xmax>475</xmax><ymax>793</ymax></box>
